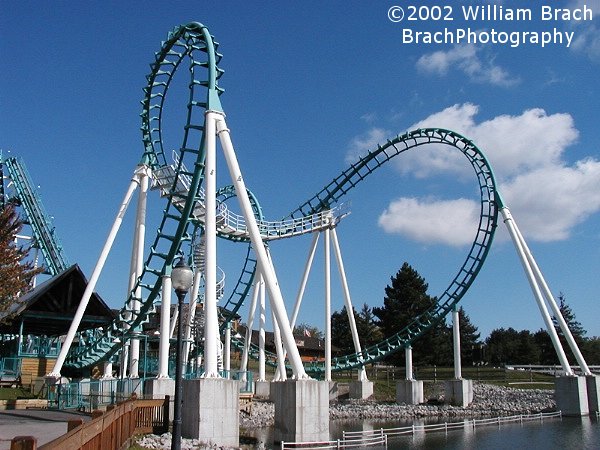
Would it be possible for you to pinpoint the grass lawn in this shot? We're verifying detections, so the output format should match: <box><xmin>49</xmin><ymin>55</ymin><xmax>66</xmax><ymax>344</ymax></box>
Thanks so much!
<box><xmin>0</xmin><ymin>386</ymin><xmax>37</xmax><ymax>400</ymax></box>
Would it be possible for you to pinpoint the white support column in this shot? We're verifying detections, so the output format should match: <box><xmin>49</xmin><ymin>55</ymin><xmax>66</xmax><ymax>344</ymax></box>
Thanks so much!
<box><xmin>47</xmin><ymin>175</ymin><xmax>140</xmax><ymax>379</ymax></box>
<box><xmin>203</xmin><ymin>111</ymin><xmax>220</xmax><ymax>378</ymax></box>
<box><xmin>241</xmin><ymin>279</ymin><xmax>260</xmax><ymax>380</ymax></box>
<box><xmin>512</xmin><ymin>219</ymin><xmax>592</xmax><ymax>376</ymax></box>
<box><xmin>217</xmin><ymin>116</ymin><xmax>308</xmax><ymax>379</ymax></box>
<box><xmin>120</xmin><ymin>342</ymin><xmax>130</xmax><ymax>379</ymax></box>
<box><xmin>169</xmin><ymin>308</ymin><xmax>178</xmax><ymax>339</ymax></box>
<box><xmin>452</xmin><ymin>305</ymin><xmax>462</xmax><ymax>380</ymax></box>
<box><xmin>157</xmin><ymin>275</ymin><xmax>172</xmax><ymax>378</ymax></box>
<box><xmin>331</xmin><ymin>228</ymin><xmax>367</xmax><ymax>381</ymax></box>
<box><xmin>405</xmin><ymin>345</ymin><xmax>413</xmax><ymax>380</ymax></box>
<box><xmin>128</xmin><ymin>165</ymin><xmax>151</xmax><ymax>379</ymax></box>
<box><xmin>324</xmin><ymin>228</ymin><xmax>332</xmax><ymax>382</ymax></box>
<box><xmin>258</xmin><ymin>274</ymin><xmax>266</xmax><ymax>382</ymax></box>
<box><xmin>290</xmin><ymin>233</ymin><xmax>320</xmax><ymax>328</ymax></box>
<box><xmin>272</xmin><ymin>310</ymin><xmax>287</xmax><ymax>382</ymax></box>
<box><xmin>101</xmin><ymin>361</ymin><xmax>114</xmax><ymax>379</ymax></box>
<box><xmin>183</xmin><ymin>271</ymin><xmax>202</xmax><ymax>367</ymax></box>
<box><xmin>224</xmin><ymin>323</ymin><xmax>231</xmax><ymax>377</ymax></box>
<box><xmin>501</xmin><ymin>207</ymin><xmax>573</xmax><ymax>375</ymax></box>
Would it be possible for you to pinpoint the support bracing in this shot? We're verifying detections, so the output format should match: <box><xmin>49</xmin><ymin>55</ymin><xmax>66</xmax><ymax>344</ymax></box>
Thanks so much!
<box><xmin>452</xmin><ymin>305</ymin><xmax>462</xmax><ymax>379</ymax></box>
<box><xmin>500</xmin><ymin>206</ymin><xmax>589</xmax><ymax>376</ymax></box>
<box><xmin>47</xmin><ymin>172</ymin><xmax>141</xmax><ymax>379</ymax></box>
<box><xmin>331</xmin><ymin>228</ymin><xmax>367</xmax><ymax>381</ymax></box>
<box><xmin>216</xmin><ymin>115</ymin><xmax>308</xmax><ymax>379</ymax></box>
<box><xmin>324</xmin><ymin>227</ymin><xmax>332</xmax><ymax>382</ymax></box>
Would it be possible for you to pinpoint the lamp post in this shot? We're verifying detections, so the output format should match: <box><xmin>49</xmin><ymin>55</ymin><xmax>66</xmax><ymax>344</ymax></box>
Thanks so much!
<box><xmin>170</xmin><ymin>257</ymin><xmax>194</xmax><ymax>450</ymax></box>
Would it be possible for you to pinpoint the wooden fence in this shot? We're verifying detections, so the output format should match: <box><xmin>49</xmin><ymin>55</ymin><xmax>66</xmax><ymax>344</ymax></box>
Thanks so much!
<box><xmin>10</xmin><ymin>396</ymin><xmax>169</xmax><ymax>450</ymax></box>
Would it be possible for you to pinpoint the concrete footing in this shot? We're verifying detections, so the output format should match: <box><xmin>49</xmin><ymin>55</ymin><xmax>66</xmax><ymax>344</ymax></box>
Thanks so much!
<box><xmin>555</xmin><ymin>375</ymin><xmax>589</xmax><ymax>416</ymax></box>
<box><xmin>585</xmin><ymin>375</ymin><xmax>600</xmax><ymax>414</ymax></box>
<box><xmin>254</xmin><ymin>380</ymin><xmax>271</xmax><ymax>399</ymax></box>
<box><xmin>144</xmin><ymin>378</ymin><xmax>175</xmax><ymax>420</ymax></box>
<box><xmin>181</xmin><ymin>378</ymin><xmax>239</xmax><ymax>447</ymax></box>
<box><xmin>396</xmin><ymin>379</ymin><xmax>423</xmax><ymax>405</ymax></box>
<box><xmin>444</xmin><ymin>379</ymin><xmax>473</xmax><ymax>406</ymax></box>
<box><xmin>349</xmin><ymin>380</ymin><xmax>373</xmax><ymax>400</ymax></box>
<box><xmin>271</xmin><ymin>379</ymin><xmax>329</xmax><ymax>444</ymax></box>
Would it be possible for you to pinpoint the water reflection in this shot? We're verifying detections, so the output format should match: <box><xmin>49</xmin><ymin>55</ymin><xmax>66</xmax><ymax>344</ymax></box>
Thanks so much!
<box><xmin>241</xmin><ymin>415</ymin><xmax>600</xmax><ymax>449</ymax></box>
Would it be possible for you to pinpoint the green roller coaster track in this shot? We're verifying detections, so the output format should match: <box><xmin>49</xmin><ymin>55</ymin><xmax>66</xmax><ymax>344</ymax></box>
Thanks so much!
<box><xmin>63</xmin><ymin>22</ymin><xmax>499</xmax><ymax>376</ymax></box>
<box><xmin>0</xmin><ymin>155</ymin><xmax>69</xmax><ymax>276</ymax></box>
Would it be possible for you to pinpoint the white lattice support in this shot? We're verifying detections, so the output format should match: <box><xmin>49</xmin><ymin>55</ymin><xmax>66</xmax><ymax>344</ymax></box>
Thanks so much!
<box><xmin>216</xmin><ymin>116</ymin><xmax>308</xmax><ymax>379</ymax></box>
<box><xmin>47</xmin><ymin>173</ymin><xmax>141</xmax><ymax>379</ymax></box>
<box><xmin>290</xmin><ymin>233</ymin><xmax>320</xmax><ymax>328</ymax></box>
<box><xmin>157</xmin><ymin>275</ymin><xmax>172</xmax><ymax>379</ymax></box>
<box><xmin>324</xmin><ymin>228</ymin><xmax>332</xmax><ymax>382</ymax></box>
<box><xmin>501</xmin><ymin>206</ymin><xmax>573</xmax><ymax>375</ymax></box>
<box><xmin>452</xmin><ymin>305</ymin><xmax>462</xmax><ymax>380</ymax></box>
<box><xmin>203</xmin><ymin>111</ymin><xmax>220</xmax><ymax>378</ymax></box>
<box><xmin>405</xmin><ymin>345</ymin><xmax>413</xmax><ymax>381</ymax></box>
<box><xmin>240</xmin><ymin>277</ymin><xmax>261</xmax><ymax>382</ymax></box>
<box><xmin>331</xmin><ymin>228</ymin><xmax>367</xmax><ymax>381</ymax></box>
<box><xmin>259</xmin><ymin>274</ymin><xmax>266</xmax><ymax>382</ymax></box>
<box><xmin>511</xmin><ymin>214</ymin><xmax>591</xmax><ymax>376</ymax></box>
<box><xmin>183</xmin><ymin>271</ymin><xmax>202</xmax><ymax>367</ymax></box>
<box><xmin>128</xmin><ymin>165</ymin><xmax>151</xmax><ymax>378</ymax></box>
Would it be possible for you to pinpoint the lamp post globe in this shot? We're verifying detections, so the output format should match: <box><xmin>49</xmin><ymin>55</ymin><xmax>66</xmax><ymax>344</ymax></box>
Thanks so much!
<box><xmin>171</xmin><ymin>257</ymin><xmax>194</xmax><ymax>293</ymax></box>
<box><xmin>170</xmin><ymin>257</ymin><xmax>193</xmax><ymax>450</ymax></box>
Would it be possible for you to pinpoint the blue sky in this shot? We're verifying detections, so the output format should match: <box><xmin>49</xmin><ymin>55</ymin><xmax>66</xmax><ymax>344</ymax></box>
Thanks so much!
<box><xmin>2</xmin><ymin>1</ymin><xmax>600</xmax><ymax>344</ymax></box>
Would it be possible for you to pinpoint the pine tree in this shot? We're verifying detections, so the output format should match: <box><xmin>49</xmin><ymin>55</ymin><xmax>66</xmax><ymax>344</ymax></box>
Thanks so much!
<box><xmin>372</xmin><ymin>262</ymin><xmax>442</xmax><ymax>366</ymax></box>
<box><xmin>356</xmin><ymin>303</ymin><xmax>383</xmax><ymax>349</ymax></box>
<box><xmin>331</xmin><ymin>303</ymin><xmax>384</xmax><ymax>355</ymax></box>
<box><xmin>0</xmin><ymin>204</ymin><xmax>41</xmax><ymax>321</ymax></box>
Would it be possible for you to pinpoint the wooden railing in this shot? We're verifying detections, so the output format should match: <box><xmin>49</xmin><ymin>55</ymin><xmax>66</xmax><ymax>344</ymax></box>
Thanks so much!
<box><xmin>11</xmin><ymin>396</ymin><xmax>169</xmax><ymax>450</ymax></box>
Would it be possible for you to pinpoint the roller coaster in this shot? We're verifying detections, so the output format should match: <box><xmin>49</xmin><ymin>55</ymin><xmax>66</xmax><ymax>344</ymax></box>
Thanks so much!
<box><xmin>0</xmin><ymin>153</ymin><xmax>69</xmax><ymax>278</ymax></box>
<box><xmin>46</xmin><ymin>22</ymin><xmax>590</xmax><ymax>380</ymax></box>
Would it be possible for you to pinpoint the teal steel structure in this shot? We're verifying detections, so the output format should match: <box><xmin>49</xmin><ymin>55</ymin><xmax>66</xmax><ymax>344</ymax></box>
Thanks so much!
<box><xmin>59</xmin><ymin>23</ymin><xmax>500</xmax><ymax>376</ymax></box>
<box><xmin>0</xmin><ymin>154</ymin><xmax>69</xmax><ymax>276</ymax></box>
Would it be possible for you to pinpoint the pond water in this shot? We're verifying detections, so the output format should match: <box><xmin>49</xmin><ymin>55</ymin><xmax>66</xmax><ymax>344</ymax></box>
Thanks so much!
<box><xmin>243</xmin><ymin>415</ymin><xmax>600</xmax><ymax>449</ymax></box>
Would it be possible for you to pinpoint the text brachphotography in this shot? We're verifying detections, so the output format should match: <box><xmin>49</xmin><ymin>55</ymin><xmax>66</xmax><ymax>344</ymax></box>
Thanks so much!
<box><xmin>402</xmin><ymin>27</ymin><xmax>574</xmax><ymax>48</ymax></box>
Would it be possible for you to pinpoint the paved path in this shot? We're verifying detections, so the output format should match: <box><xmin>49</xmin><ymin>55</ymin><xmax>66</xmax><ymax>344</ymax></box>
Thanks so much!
<box><xmin>0</xmin><ymin>409</ymin><xmax>90</xmax><ymax>449</ymax></box>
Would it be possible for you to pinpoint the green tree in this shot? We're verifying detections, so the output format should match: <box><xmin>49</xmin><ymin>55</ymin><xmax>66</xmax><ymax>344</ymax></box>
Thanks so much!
<box><xmin>582</xmin><ymin>337</ymin><xmax>600</xmax><ymax>365</ymax></box>
<box><xmin>331</xmin><ymin>303</ymin><xmax>384</xmax><ymax>355</ymax></box>
<box><xmin>533</xmin><ymin>328</ymin><xmax>557</xmax><ymax>365</ymax></box>
<box><xmin>356</xmin><ymin>303</ymin><xmax>384</xmax><ymax>348</ymax></box>
<box><xmin>485</xmin><ymin>327</ymin><xmax>538</xmax><ymax>365</ymax></box>
<box><xmin>331</xmin><ymin>306</ymin><xmax>354</xmax><ymax>354</ymax></box>
<box><xmin>485</xmin><ymin>327</ymin><xmax>519</xmax><ymax>365</ymax></box>
<box><xmin>295</xmin><ymin>322</ymin><xmax>324</xmax><ymax>340</ymax></box>
<box><xmin>533</xmin><ymin>293</ymin><xmax>587</xmax><ymax>365</ymax></box>
<box><xmin>0</xmin><ymin>204</ymin><xmax>41</xmax><ymax>322</ymax></box>
<box><xmin>372</xmin><ymin>262</ymin><xmax>442</xmax><ymax>366</ymax></box>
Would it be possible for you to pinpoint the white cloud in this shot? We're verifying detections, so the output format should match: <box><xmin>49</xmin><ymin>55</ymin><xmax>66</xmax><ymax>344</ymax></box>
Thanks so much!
<box><xmin>566</xmin><ymin>0</ymin><xmax>600</xmax><ymax>62</ymax></box>
<box><xmin>416</xmin><ymin>45</ymin><xmax>519</xmax><ymax>86</ymax></box>
<box><xmin>501</xmin><ymin>159</ymin><xmax>600</xmax><ymax>241</ymax></box>
<box><xmin>345</xmin><ymin>127</ymin><xmax>391</xmax><ymax>164</ymax></box>
<box><xmin>378</xmin><ymin>197</ymin><xmax>479</xmax><ymax>247</ymax></box>
<box><xmin>400</xmin><ymin>103</ymin><xmax>578</xmax><ymax>179</ymax></box>
<box><xmin>348</xmin><ymin>104</ymin><xmax>600</xmax><ymax>245</ymax></box>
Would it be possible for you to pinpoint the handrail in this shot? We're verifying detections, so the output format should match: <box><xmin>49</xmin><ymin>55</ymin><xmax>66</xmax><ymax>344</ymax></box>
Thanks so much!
<box><xmin>38</xmin><ymin>396</ymin><xmax>169</xmax><ymax>450</ymax></box>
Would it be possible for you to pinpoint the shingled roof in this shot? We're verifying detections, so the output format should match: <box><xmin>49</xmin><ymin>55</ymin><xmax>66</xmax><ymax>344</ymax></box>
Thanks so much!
<box><xmin>0</xmin><ymin>264</ymin><xmax>115</xmax><ymax>336</ymax></box>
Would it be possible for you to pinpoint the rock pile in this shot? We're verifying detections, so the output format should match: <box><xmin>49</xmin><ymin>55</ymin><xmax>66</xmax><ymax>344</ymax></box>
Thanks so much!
<box><xmin>240</xmin><ymin>382</ymin><xmax>555</xmax><ymax>428</ymax></box>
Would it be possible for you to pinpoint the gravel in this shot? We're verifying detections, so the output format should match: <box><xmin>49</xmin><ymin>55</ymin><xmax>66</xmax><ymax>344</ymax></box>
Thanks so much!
<box><xmin>135</xmin><ymin>382</ymin><xmax>555</xmax><ymax>449</ymax></box>
<box><xmin>240</xmin><ymin>382</ymin><xmax>555</xmax><ymax>428</ymax></box>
